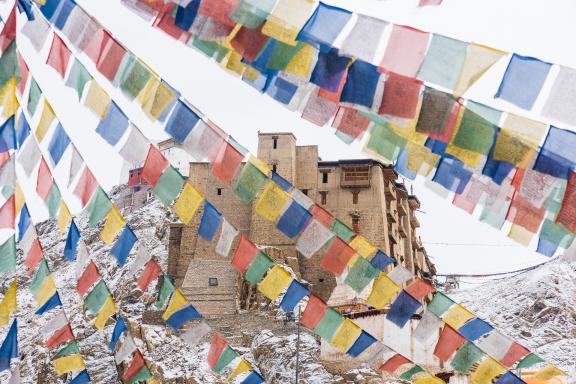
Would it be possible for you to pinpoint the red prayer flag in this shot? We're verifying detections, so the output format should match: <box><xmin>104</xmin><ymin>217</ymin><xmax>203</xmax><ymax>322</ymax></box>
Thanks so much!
<box><xmin>36</xmin><ymin>158</ymin><xmax>53</xmax><ymax>201</ymax></box>
<box><xmin>404</xmin><ymin>278</ymin><xmax>436</xmax><ymax>301</ymax></box>
<box><xmin>46</xmin><ymin>33</ymin><xmax>72</xmax><ymax>78</ymax></box>
<box><xmin>300</xmin><ymin>295</ymin><xmax>327</xmax><ymax>330</ymax></box>
<box><xmin>378</xmin><ymin>73</ymin><xmax>423</xmax><ymax>119</ymax></box>
<box><xmin>137</xmin><ymin>259</ymin><xmax>163</xmax><ymax>291</ymax></box>
<box><xmin>123</xmin><ymin>350</ymin><xmax>146</xmax><ymax>381</ymax></box>
<box><xmin>46</xmin><ymin>324</ymin><xmax>74</xmax><ymax>349</ymax></box>
<box><xmin>207</xmin><ymin>333</ymin><xmax>228</xmax><ymax>369</ymax></box>
<box><xmin>17</xmin><ymin>53</ymin><xmax>29</xmax><ymax>95</ymax></box>
<box><xmin>211</xmin><ymin>142</ymin><xmax>244</xmax><ymax>184</ymax></box>
<box><xmin>379</xmin><ymin>25</ymin><xmax>430</xmax><ymax>77</ymax></box>
<box><xmin>153</xmin><ymin>12</ymin><xmax>190</xmax><ymax>41</ymax></box>
<box><xmin>507</xmin><ymin>195</ymin><xmax>545</xmax><ymax>233</ymax></box>
<box><xmin>379</xmin><ymin>354</ymin><xmax>411</xmax><ymax>373</ymax></box>
<box><xmin>320</xmin><ymin>237</ymin><xmax>355</xmax><ymax>276</ymax></box>
<box><xmin>231</xmin><ymin>235</ymin><xmax>258</xmax><ymax>273</ymax></box>
<box><xmin>84</xmin><ymin>30</ymin><xmax>127</xmax><ymax>81</ymax></box>
<box><xmin>0</xmin><ymin>195</ymin><xmax>15</xmax><ymax>229</ymax></box>
<box><xmin>332</xmin><ymin>107</ymin><xmax>370</xmax><ymax>141</ymax></box>
<box><xmin>557</xmin><ymin>171</ymin><xmax>576</xmax><ymax>233</ymax></box>
<box><xmin>230</xmin><ymin>25</ymin><xmax>269</xmax><ymax>62</ymax></box>
<box><xmin>76</xmin><ymin>261</ymin><xmax>101</xmax><ymax>298</ymax></box>
<box><xmin>501</xmin><ymin>343</ymin><xmax>530</xmax><ymax>367</ymax></box>
<box><xmin>310</xmin><ymin>205</ymin><xmax>333</xmax><ymax>228</ymax></box>
<box><xmin>74</xmin><ymin>167</ymin><xmax>99</xmax><ymax>207</ymax></box>
<box><xmin>142</xmin><ymin>145</ymin><xmax>169</xmax><ymax>187</ymax></box>
<box><xmin>0</xmin><ymin>7</ymin><xmax>16</xmax><ymax>53</ymax></box>
<box><xmin>433</xmin><ymin>325</ymin><xmax>466</xmax><ymax>361</ymax></box>
<box><xmin>0</xmin><ymin>153</ymin><xmax>8</xmax><ymax>168</ymax></box>
<box><xmin>198</xmin><ymin>0</ymin><xmax>239</xmax><ymax>27</ymax></box>
<box><xmin>24</xmin><ymin>240</ymin><xmax>44</xmax><ymax>276</ymax></box>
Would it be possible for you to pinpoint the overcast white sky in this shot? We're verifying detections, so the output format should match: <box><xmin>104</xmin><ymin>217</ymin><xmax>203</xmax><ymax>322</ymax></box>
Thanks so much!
<box><xmin>6</xmin><ymin>0</ymin><xmax>576</xmax><ymax>276</ymax></box>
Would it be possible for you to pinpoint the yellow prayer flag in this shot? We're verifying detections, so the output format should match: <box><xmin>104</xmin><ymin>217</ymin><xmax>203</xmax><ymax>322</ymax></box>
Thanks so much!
<box><xmin>36</xmin><ymin>99</ymin><xmax>56</xmax><ymax>142</ymax></box>
<box><xmin>284</xmin><ymin>44</ymin><xmax>315</xmax><ymax>77</ymax></box>
<box><xmin>349</xmin><ymin>236</ymin><xmax>377</xmax><ymax>258</ymax></box>
<box><xmin>414</xmin><ymin>375</ymin><xmax>445</xmax><ymax>384</ymax></box>
<box><xmin>442</xmin><ymin>304</ymin><xmax>476</xmax><ymax>329</ymax></box>
<box><xmin>0</xmin><ymin>78</ymin><xmax>18</xmax><ymax>119</ymax></box>
<box><xmin>533</xmin><ymin>365</ymin><xmax>566</xmax><ymax>380</ymax></box>
<box><xmin>331</xmin><ymin>319</ymin><xmax>362</xmax><ymax>352</ymax></box>
<box><xmin>137</xmin><ymin>77</ymin><xmax>176</xmax><ymax>121</ymax></box>
<box><xmin>100</xmin><ymin>205</ymin><xmax>126</xmax><ymax>245</ymax></box>
<box><xmin>84</xmin><ymin>80</ymin><xmax>111</xmax><ymax>119</ymax></box>
<box><xmin>405</xmin><ymin>142</ymin><xmax>439</xmax><ymax>176</ymax></box>
<box><xmin>14</xmin><ymin>184</ymin><xmax>24</xmax><ymax>216</ymax></box>
<box><xmin>367</xmin><ymin>273</ymin><xmax>401</xmax><ymax>309</ymax></box>
<box><xmin>162</xmin><ymin>289</ymin><xmax>188</xmax><ymax>321</ymax></box>
<box><xmin>470</xmin><ymin>357</ymin><xmax>506</xmax><ymax>384</ymax></box>
<box><xmin>508</xmin><ymin>224</ymin><xmax>534</xmax><ymax>246</ymax></box>
<box><xmin>454</xmin><ymin>44</ymin><xmax>506</xmax><ymax>97</ymax></box>
<box><xmin>255</xmin><ymin>182</ymin><xmax>291</xmax><ymax>222</ymax></box>
<box><xmin>224</xmin><ymin>50</ymin><xmax>246</xmax><ymax>76</ymax></box>
<box><xmin>493</xmin><ymin>114</ymin><xmax>547</xmax><ymax>167</ymax></box>
<box><xmin>444</xmin><ymin>145</ymin><xmax>484</xmax><ymax>167</ymax></box>
<box><xmin>57</xmin><ymin>201</ymin><xmax>72</xmax><ymax>234</ymax></box>
<box><xmin>35</xmin><ymin>275</ymin><xmax>57</xmax><ymax>307</ymax></box>
<box><xmin>242</xmin><ymin>66</ymin><xmax>261</xmax><ymax>81</ymax></box>
<box><xmin>258</xmin><ymin>265</ymin><xmax>293</xmax><ymax>300</ymax></box>
<box><xmin>225</xmin><ymin>358</ymin><xmax>252</xmax><ymax>383</ymax></box>
<box><xmin>94</xmin><ymin>296</ymin><xmax>118</xmax><ymax>331</ymax></box>
<box><xmin>0</xmin><ymin>279</ymin><xmax>17</xmax><ymax>326</ymax></box>
<box><xmin>262</xmin><ymin>19</ymin><xmax>299</xmax><ymax>46</ymax></box>
<box><xmin>52</xmin><ymin>354</ymin><xmax>86</xmax><ymax>375</ymax></box>
<box><xmin>173</xmin><ymin>183</ymin><xmax>203</xmax><ymax>225</ymax></box>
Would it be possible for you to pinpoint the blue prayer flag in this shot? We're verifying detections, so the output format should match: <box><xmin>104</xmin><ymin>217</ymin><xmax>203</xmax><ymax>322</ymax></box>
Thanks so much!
<box><xmin>370</xmin><ymin>250</ymin><xmax>395</xmax><ymax>271</ymax></box>
<box><xmin>166</xmin><ymin>306</ymin><xmax>202</xmax><ymax>331</ymax></box>
<box><xmin>271</xmin><ymin>172</ymin><xmax>292</xmax><ymax>192</ymax></box>
<box><xmin>534</xmin><ymin>126</ymin><xmax>576</xmax><ymax>179</ymax></box>
<box><xmin>458</xmin><ymin>318</ymin><xmax>493</xmax><ymax>341</ymax></box>
<box><xmin>53</xmin><ymin>0</ymin><xmax>75</xmax><ymax>30</ymax></box>
<box><xmin>110</xmin><ymin>316</ymin><xmax>127</xmax><ymax>352</ymax></box>
<box><xmin>394</xmin><ymin>149</ymin><xmax>417</xmax><ymax>181</ymax></box>
<box><xmin>276</xmin><ymin>200</ymin><xmax>312</xmax><ymax>238</ymax></box>
<box><xmin>297</xmin><ymin>2</ymin><xmax>352</xmax><ymax>50</ymax></box>
<box><xmin>17</xmin><ymin>0</ymin><xmax>35</xmax><ymax>21</ymax></box>
<box><xmin>494</xmin><ymin>372</ymin><xmax>524</xmax><ymax>384</ymax></box>
<box><xmin>16</xmin><ymin>112</ymin><xmax>30</xmax><ymax>149</ymax></box>
<box><xmin>69</xmin><ymin>369</ymin><xmax>91</xmax><ymax>384</ymax></box>
<box><xmin>175</xmin><ymin>0</ymin><xmax>200</xmax><ymax>30</ymax></box>
<box><xmin>242</xmin><ymin>371</ymin><xmax>265</xmax><ymax>384</ymax></box>
<box><xmin>165</xmin><ymin>100</ymin><xmax>200</xmax><ymax>144</ymax></box>
<box><xmin>35</xmin><ymin>292</ymin><xmax>62</xmax><ymax>315</ymax></box>
<box><xmin>279</xmin><ymin>280</ymin><xmax>310</xmax><ymax>312</ymax></box>
<box><xmin>64</xmin><ymin>220</ymin><xmax>80</xmax><ymax>261</ymax></box>
<box><xmin>483</xmin><ymin>143</ymin><xmax>515</xmax><ymax>185</ymax></box>
<box><xmin>310</xmin><ymin>48</ymin><xmax>351</xmax><ymax>93</ymax></box>
<box><xmin>386</xmin><ymin>290</ymin><xmax>421</xmax><ymax>328</ymax></box>
<box><xmin>266</xmin><ymin>77</ymin><xmax>298</xmax><ymax>105</ymax></box>
<box><xmin>536</xmin><ymin>238</ymin><xmax>558</xmax><ymax>257</ymax></box>
<box><xmin>198</xmin><ymin>201</ymin><xmax>221</xmax><ymax>241</ymax></box>
<box><xmin>495</xmin><ymin>54</ymin><xmax>552</xmax><ymax>110</ymax></box>
<box><xmin>346</xmin><ymin>330</ymin><xmax>377</xmax><ymax>358</ymax></box>
<box><xmin>48</xmin><ymin>123</ymin><xmax>70</xmax><ymax>165</ymax></box>
<box><xmin>0</xmin><ymin>116</ymin><xmax>15</xmax><ymax>153</ymax></box>
<box><xmin>0</xmin><ymin>320</ymin><xmax>17</xmax><ymax>372</ymax></box>
<box><xmin>17</xmin><ymin>205</ymin><xmax>32</xmax><ymax>242</ymax></box>
<box><xmin>95</xmin><ymin>102</ymin><xmax>129</xmax><ymax>146</ymax></box>
<box><xmin>424</xmin><ymin>138</ymin><xmax>448</xmax><ymax>156</ymax></box>
<box><xmin>340</xmin><ymin>61</ymin><xmax>380</xmax><ymax>108</ymax></box>
<box><xmin>39</xmin><ymin>0</ymin><xmax>59</xmax><ymax>19</ymax></box>
<box><xmin>110</xmin><ymin>225</ymin><xmax>137</xmax><ymax>266</ymax></box>
<box><xmin>432</xmin><ymin>157</ymin><xmax>473</xmax><ymax>195</ymax></box>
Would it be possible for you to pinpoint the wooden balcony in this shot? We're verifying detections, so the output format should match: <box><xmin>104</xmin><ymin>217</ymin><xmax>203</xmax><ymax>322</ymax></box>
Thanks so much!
<box><xmin>384</xmin><ymin>179</ymin><xmax>397</xmax><ymax>200</ymax></box>
<box><xmin>340</xmin><ymin>165</ymin><xmax>371</xmax><ymax>188</ymax></box>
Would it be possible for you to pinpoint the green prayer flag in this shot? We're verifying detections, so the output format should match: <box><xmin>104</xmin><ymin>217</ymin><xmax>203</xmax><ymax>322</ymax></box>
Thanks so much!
<box><xmin>233</xmin><ymin>162</ymin><xmax>268</xmax><ymax>203</ymax></box>
<box><xmin>86</xmin><ymin>187</ymin><xmax>113</xmax><ymax>227</ymax></box>
<box><xmin>451</xmin><ymin>108</ymin><xmax>497</xmax><ymax>155</ymax></box>
<box><xmin>539</xmin><ymin>219</ymin><xmax>575</xmax><ymax>248</ymax></box>
<box><xmin>266</xmin><ymin>42</ymin><xmax>304</xmax><ymax>71</ymax></box>
<box><xmin>427</xmin><ymin>292</ymin><xmax>454</xmax><ymax>317</ymax></box>
<box><xmin>399</xmin><ymin>365</ymin><xmax>425</xmax><ymax>381</ymax></box>
<box><xmin>112</xmin><ymin>53</ymin><xmax>136</xmax><ymax>88</ymax></box>
<box><xmin>0</xmin><ymin>40</ymin><xmax>17</xmax><ymax>87</ymax></box>
<box><xmin>214</xmin><ymin>346</ymin><xmax>239</xmax><ymax>373</ymax></box>
<box><xmin>314</xmin><ymin>308</ymin><xmax>344</xmax><ymax>342</ymax></box>
<box><xmin>83</xmin><ymin>280</ymin><xmax>110</xmax><ymax>315</ymax></box>
<box><xmin>153</xmin><ymin>165</ymin><xmax>185</xmax><ymax>207</ymax></box>
<box><xmin>332</xmin><ymin>219</ymin><xmax>356</xmax><ymax>242</ymax></box>
<box><xmin>190</xmin><ymin>38</ymin><xmax>229</xmax><ymax>62</ymax></box>
<box><xmin>28</xmin><ymin>78</ymin><xmax>42</xmax><ymax>116</ymax></box>
<box><xmin>0</xmin><ymin>236</ymin><xmax>16</xmax><ymax>273</ymax></box>
<box><xmin>155</xmin><ymin>274</ymin><xmax>176</xmax><ymax>310</ymax></box>
<box><xmin>46</xmin><ymin>184</ymin><xmax>61</xmax><ymax>219</ymax></box>
<box><xmin>53</xmin><ymin>340</ymin><xmax>80</xmax><ymax>359</ymax></box>
<box><xmin>230</xmin><ymin>0</ymin><xmax>276</xmax><ymax>28</ymax></box>
<box><xmin>127</xmin><ymin>366</ymin><xmax>153</xmax><ymax>384</ymax></box>
<box><xmin>245</xmin><ymin>251</ymin><xmax>273</xmax><ymax>284</ymax></box>
<box><xmin>344</xmin><ymin>257</ymin><xmax>379</xmax><ymax>293</ymax></box>
<box><xmin>366</xmin><ymin>123</ymin><xmax>407</xmax><ymax>162</ymax></box>
<box><xmin>450</xmin><ymin>341</ymin><xmax>485</xmax><ymax>373</ymax></box>
<box><xmin>66</xmin><ymin>59</ymin><xmax>92</xmax><ymax>100</ymax></box>
<box><xmin>543</xmin><ymin>182</ymin><xmax>566</xmax><ymax>215</ymax></box>
<box><xmin>516</xmin><ymin>353</ymin><xmax>545</xmax><ymax>369</ymax></box>
<box><xmin>29</xmin><ymin>259</ymin><xmax>50</xmax><ymax>295</ymax></box>
<box><xmin>120</xmin><ymin>58</ymin><xmax>153</xmax><ymax>100</ymax></box>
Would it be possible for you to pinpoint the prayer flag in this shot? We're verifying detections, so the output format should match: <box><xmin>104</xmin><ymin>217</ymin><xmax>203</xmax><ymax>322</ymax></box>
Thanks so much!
<box><xmin>211</xmin><ymin>141</ymin><xmax>243</xmax><ymax>184</ymax></box>
<box><xmin>0</xmin><ymin>320</ymin><xmax>17</xmax><ymax>372</ymax></box>
<box><xmin>331</xmin><ymin>319</ymin><xmax>362</xmax><ymax>352</ymax></box>
<box><xmin>122</xmin><ymin>350</ymin><xmax>145</xmax><ymax>382</ymax></box>
<box><xmin>279</xmin><ymin>280</ymin><xmax>309</xmax><ymax>313</ymax></box>
<box><xmin>119</xmin><ymin>126</ymin><xmax>149</xmax><ymax>166</ymax></box>
<box><xmin>501</xmin><ymin>343</ymin><xmax>529</xmax><ymax>367</ymax></box>
<box><xmin>379</xmin><ymin>73</ymin><xmax>422</xmax><ymax>119</ymax></box>
<box><xmin>367</xmin><ymin>273</ymin><xmax>400</xmax><ymax>309</ymax></box>
<box><xmin>142</xmin><ymin>145</ymin><xmax>169</xmax><ymax>188</ymax></box>
<box><xmin>349</xmin><ymin>236</ymin><xmax>377</xmax><ymax>258</ymax></box>
<box><xmin>66</xmin><ymin>59</ymin><xmax>91</xmax><ymax>100</ymax></box>
<box><xmin>215</xmin><ymin>219</ymin><xmax>239</xmax><ymax>257</ymax></box>
<box><xmin>0</xmin><ymin>279</ymin><xmax>16</xmax><ymax>326</ymax></box>
<box><xmin>36</xmin><ymin>158</ymin><xmax>53</xmax><ymax>200</ymax></box>
<box><xmin>110</xmin><ymin>316</ymin><xmax>127</xmax><ymax>351</ymax></box>
<box><xmin>454</xmin><ymin>43</ymin><xmax>506</xmax><ymax>97</ymax></box>
<box><xmin>458</xmin><ymin>318</ymin><xmax>493</xmax><ymax>341</ymax></box>
<box><xmin>165</xmin><ymin>100</ymin><xmax>200</xmax><ymax>144</ymax></box>
<box><xmin>230</xmin><ymin>0</ymin><xmax>275</xmax><ymax>28</ymax></box>
<box><xmin>155</xmin><ymin>274</ymin><xmax>175</xmax><ymax>310</ymax></box>
<box><xmin>36</xmin><ymin>292</ymin><xmax>62</xmax><ymax>315</ymax></box>
<box><xmin>450</xmin><ymin>107</ymin><xmax>497</xmax><ymax>156</ymax></box>
<box><xmin>258</xmin><ymin>265</ymin><xmax>292</xmax><ymax>300</ymax></box>
<box><xmin>418</xmin><ymin>35</ymin><xmax>468</xmax><ymax>90</ymax></box>
<box><xmin>85</xmin><ymin>30</ymin><xmax>127</xmax><ymax>81</ymax></box>
<box><xmin>413</xmin><ymin>310</ymin><xmax>442</xmax><ymax>342</ymax></box>
<box><xmin>442</xmin><ymin>304</ymin><xmax>475</xmax><ymax>329</ymax></box>
<box><xmin>233</xmin><ymin>162</ymin><xmax>269</xmax><ymax>203</ymax></box>
<box><xmin>115</xmin><ymin>334</ymin><xmax>137</xmax><ymax>364</ymax></box>
<box><xmin>94</xmin><ymin>296</ymin><xmax>117</xmax><ymax>330</ymax></box>
<box><xmin>332</xmin><ymin>107</ymin><xmax>370</xmax><ymax>143</ymax></box>
<box><xmin>470</xmin><ymin>357</ymin><xmax>506</xmax><ymax>384</ymax></box>
<box><xmin>110</xmin><ymin>224</ymin><xmax>137</xmax><ymax>266</ymax></box>
<box><xmin>245</xmin><ymin>251</ymin><xmax>273</xmax><ymax>284</ymax></box>
<box><xmin>138</xmin><ymin>78</ymin><xmax>177</xmax><ymax>121</ymax></box>
<box><xmin>300</xmin><ymin>295</ymin><xmax>327</xmax><ymax>329</ymax></box>
<box><xmin>173</xmin><ymin>182</ymin><xmax>203</xmax><ymax>224</ymax></box>
<box><xmin>534</xmin><ymin>126</ymin><xmax>576</xmax><ymax>180</ymax></box>
<box><xmin>331</xmin><ymin>219</ymin><xmax>355</xmax><ymax>243</ymax></box>
<box><xmin>69</xmin><ymin>369</ymin><xmax>90</xmax><ymax>384</ymax></box>
<box><xmin>138</xmin><ymin>259</ymin><xmax>162</xmax><ymax>292</ymax></box>
<box><xmin>242</xmin><ymin>371</ymin><xmax>264</xmax><ymax>384</ymax></box>
<box><xmin>95</xmin><ymin>102</ymin><xmax>129</xmax><ymax>146</ymax></box>
<box><xmin>310</xmin><ymin>48</ymin><xmax>351</xmax><ymax>93</ymax></box>
<box><xmin>533</xmin><ymin>365</ymin><xmax>566</xmax><ymax>381</ymax></box>
<box><xmin>83</xmin><ymin>280</ymin><xmax>110</xmax><ymax>315</ymax></box>
<box><xmin>370</xmin><ymin>250</ymin><xmax>395</xmax><ymax>271</ymax></box>
<box><xmin>542</xmin><ymin>66</ymin><xmax>576</xmax><ymax>126</ymax></box>
<box><xmin>493</xmin><ymin>114</ymin><xmax>546</xmax><ymax>168</ymax></box>
<box><xmin>53</xmin><ymin>340</ymin><xmax>80</xmax><ymax>359</ymax></box>
<box><xmin>476</xmin><ymin>332</ymin><xmax>514</xmax><ymax>362</ymax></box>
<box><xmin>231</xmin><ymin>235</ymin><xmax>258</xmax><ymax>273</ymax></box>
<box><xmin>451</xmin><ymin>341</ymin><xmax>485</xmax><ymax>373</ymax></box>
<box><xmin>46</xmin><ymin>323</ymin><xmax>74</xmax><ymax>350</ymax></box>
<box><xmin>276</xmin><ymin>200</ymin><xmax>312</xmax><ymax>238</ymax></box>
<box><xmin>296</xmin><ymin>219</ymin><xmax>334</xmax><ymax>259</ymax></box>
<box><xmin>231</xmin><ymin>25</ymin><xmax>269</xmax><ymax>62</ymax></box>
<box><xmin>154</xmin><ymin>165</ymin><xmax>185</xmax><ymax>207</ymax></box>
<box><xmin>345</xmin><ymin>257</ymin><xmax>379</xmax><ymax>293</ymax></box>
<box><xmin>0</xmin><ymin>236</ymin><xmax>16</xmax><ymax>273</ymax></box>
<box><xmin>207</xmin><ymin>333</ymin><xmax>228</xmax><ymax>369</ymax></box>
<box><xmin>340</xmin><ymin>15</ymin><xmax>387</xmax><ymax>63</ymax></box>
<box><xmin>119</xmin><ymin>58</ymin><xmax>152</xmax><ymax>100</ymax></box>
<box><xmin>380</xmin><ymin>354</ymin><xmax>410</xmax><ymax>373</ymax></box>
<box><xmin>434</xmin><ymin>324</ymin><xmax>465</xmax><ymax>361</ymax></box>
<box><xmin>198</xmin><ymin>201</ymin><xmax>221</xmax><ymax>241</ymax></box>
<box><xmin>315</xmin><ymin>307</ymin><xmax>343</xmax><ymax>341</ymax></box>
<box><xmin>74</xmin><ymin>168</ymin><xmax>98</xmax><ymax>208</ymax></box>
<box><xmin>57</xmin><ymin>201</ymin><xmax>72</xmax><ymax>233</ymax></box>
<box><xmin>495</xmin><ymin>54</ymin><xmax>552</xmax><ymax>110</ymax></box>
<box><xmin>100</xmin><ymin>205</ymin><xmax>126</xmax><ymax>245</ymax></box>
<box><xmin>53</xmin><ymin>354</ymin><xmax>85</xmax><ymax>375</ymax></box>
<box><xmin>182</xmin><ymin>120</ymin><xmax>226</xmax><ymax>162</ymax></box>
<box><xmin>320</xmin><ymin>237</ymin><xmax>356</xmax><ymax>276</ymax></box>
<box><xmin>404</xmin><ymin>278</ymin><xmax>436</xmax><ymax>301</ymax></box>
<box><xmin>76</xmin><ymin>261</ymin><xmax>100</xmax><ymax>298</ymax></box>
<box><xmin>387</xmin><ymin>290</ymin><xmax>421</xmax><ymax>328</ymax></box>
<box><xmin>494</xmin><ymin>372</ymin><xmax>525</xmax><ymax>384</ymax></box>
<box><xmin>340</xmin><ymin>61</ymin><xmax>380</xmax><ymax>108</ymax></box>
<box><xmin>46</xmin><ymin>33</ymin><xmax>71</xmax><ymax>78</ymax></box>
<box><xmin>180</xmin><ymin>320</ymin><xmax>211</xmax><ymax>347</ymax></box>
<box><xmin>84</xmin><ymin>81</ymin><xmax>111</xmax><ymax>119</ymax></box>
<box><xmin>64</xmin><ymin>220</ymin><xmax>80</xmax><ymax>261</ymax></box>
<box><xmin>346</xmin><ymin>330</ymin><xmax>377</xmax><ymax>358</ymax></box>
<box><xmin>226</xmin><ymin>358</ymin><xmax>252</xmax><ymax>382</ymax></box>
<box><xmin>0</xmin><ymin>196</ymin><xmax>14</xmax><ymax>229</ymax></box>
<box><xmin>166</xmin><ymin>304</ymin><xmax>202</xmax><ymax>331</ymax></box>
<box><xmin>255</xmin><ymin>181</ymin><xmax>291</xmax><ymax>222</ymax></box>
<box><xmin>310</xmin><ymin>205</ymin><xmax>333</xmax><ymax>228</ymax></box>
<box><xmin>380</xmin><ymin>25</ymin><xmax>429</xmax><ymax>77</ymax></box>
<box><xmin>296</xmin><ymin>3</ymin><xmax>352</xmax><ymax>49</ymax></box>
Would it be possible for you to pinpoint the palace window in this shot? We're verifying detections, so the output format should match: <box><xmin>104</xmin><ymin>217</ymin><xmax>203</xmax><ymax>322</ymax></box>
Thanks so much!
<box><xmin>302</xmin><ymin>189</ymin><xmax>309</xmax><ymax>196</ymax></box>
<box><xmin>217</xmin><ymin>188</ymin><xmax>222</xmax><ymax>196</ymax></box>
<box><xmin>322</xmin><ymin>172</ymin><xmax>328</xmax><ymax>184</ymax></box>
<box><xmin>352</xmin><ymin>216</ymin><xmax>360</xmax><ymax>234</ymax></box>
<box><xmin>208</xmin><ymin>278</ymin><xmax>218</xmax><ymax>286</ymax></box>
<box><xmin>273</xmin><ymin>137</ymin><xmax>278</xmax><ymax>149</ymax></box>
<box><xmin>272</xmin><ymin>164</ymin><xmax>277</xmax><ymax>173</ymax></box>
<box><xmin>352</xmin><ymin>190</ymin><xmax>359</xmax><ymax>204</ymax></box>
<box><xmin>320</xmin><ymin>191</ymin><xmax>328</xmax><ymax>205</ymax></box>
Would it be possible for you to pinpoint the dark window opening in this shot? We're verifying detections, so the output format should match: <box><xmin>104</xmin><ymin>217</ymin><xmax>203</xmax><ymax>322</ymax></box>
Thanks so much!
<box><xmin>272</xmin><ymin>164</ymin><xmax>277</xmax><ymax>173</ymax></box>
<box><xmin>217</xmin><ymin>188</ymin><xmax>222</xmax><ymax>196</ymax></box>
<box><xmin>320</xmin><ymin>191</ymin><xmax>328</xmax><ymax>205</ymax></box>
<box><xmin>352</xmin><ymin>191</ymin><xmax>359</xmax><ymax>204</ymax></box>
<box><xmin>302</xmin><ymin>189</ymin><xmax>309</xmax><ymax>196</ymax></box>
<box><xmin>209</xmin><ymin>278</ymin><xmax>218</xmax><ymax>286</ymax></box>
<box><xmin>352</xmin><ymin>216</ymin><xmax>360</xmax><ymax>234</ymax></box>
<box><xmin>319</xmin><ymin>278</ymin><xmax>324</xmax><ymax>283</ymax></box>
<box><xmin>134</xmin><ymin>186</ymin><xmax>141</xmax><ymax>192</ymax></box>
<box><xmin>322</xmin><ymin>172</ymin><xmax>328</xmax><ymax>184</ymax></box>
<box><xmin>273</xmin><ymin>138</ymin><xmax>278</xmax><ymax>149</ymax></box>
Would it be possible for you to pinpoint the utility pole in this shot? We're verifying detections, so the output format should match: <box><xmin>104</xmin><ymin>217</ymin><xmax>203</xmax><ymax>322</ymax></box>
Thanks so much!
<box><xmin>295</xmin><ymin>305</ymin><xmax>301</xmax><ymax>384</ymax></box>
